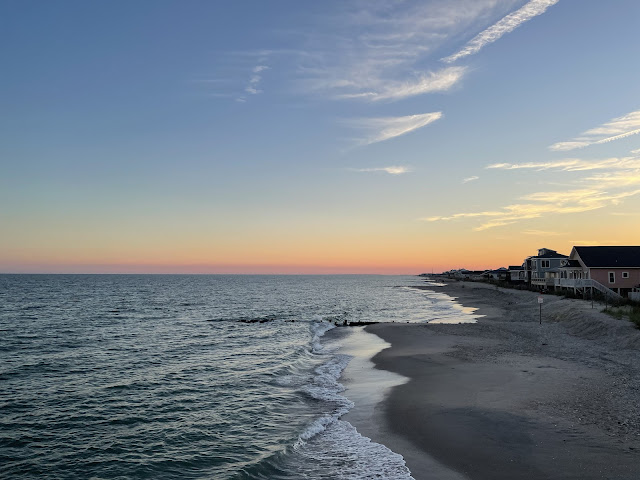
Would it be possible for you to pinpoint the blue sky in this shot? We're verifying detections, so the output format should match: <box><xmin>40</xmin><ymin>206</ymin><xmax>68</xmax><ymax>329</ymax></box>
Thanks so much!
<box><xmin>1</xmin><ymin>1</ymin><xmax>640</xmax><ymax>273</ymax></box>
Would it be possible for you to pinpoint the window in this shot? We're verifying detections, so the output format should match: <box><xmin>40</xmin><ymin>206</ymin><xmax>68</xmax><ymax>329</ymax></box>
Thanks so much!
<box><xmin>622</xmin><ymin>272</ymin><xmax>629</xmax><ymax>279</ymax></box>
<box><xmin>609</xmin><ymin>272</ymin><xmax>615</xmax><ymax>283</ymax></box>
<box><xmin>541</xmin><ymin>260</ymin><xmax>550</xmax><ymax>268</ymax></box>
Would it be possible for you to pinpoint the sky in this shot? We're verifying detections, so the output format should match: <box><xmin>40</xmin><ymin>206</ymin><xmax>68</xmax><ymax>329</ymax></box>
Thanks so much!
<box><xmin>1</xmin><ymin>0</ymin><xmax>640</xmax><ymax>274</ymax></box>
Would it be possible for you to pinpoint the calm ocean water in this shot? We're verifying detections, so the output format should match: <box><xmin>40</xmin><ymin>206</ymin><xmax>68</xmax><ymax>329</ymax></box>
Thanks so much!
<box><xmin>0</xmin><ymin>275</ymin><xmax>477</xmax><ymax>479</ymax></box>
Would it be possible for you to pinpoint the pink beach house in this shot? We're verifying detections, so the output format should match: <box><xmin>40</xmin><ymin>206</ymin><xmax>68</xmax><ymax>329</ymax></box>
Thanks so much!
<box><xmin>568</xmin><ymin>246</ymin><xmax>640</xmax><ymax>298</ymax></box>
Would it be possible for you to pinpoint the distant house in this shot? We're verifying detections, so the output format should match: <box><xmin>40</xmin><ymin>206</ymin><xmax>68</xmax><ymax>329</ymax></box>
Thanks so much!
<box><xmin>484</xmin><ymin>267</ymin><xmax>509</xmax><ymax>281</ymax></box>
<box><xmin>466</xmin><ymin>270</ymin><xmax>487</xmax><ymax>281</ymax></box>
<box><xmin>508</xmin><ymin>265</ymin><xmax>525</xmax><ymax>283</ymax></box>
<box><xmin>447</xmin><ymin>269</ymin><xmax>486</xmax><ymax>280</ymax></box>
<box><xmin>568</xmin><ymin>246</ymin><xmax>640</xmax><ymax>298</ymax></box>
<box><xmin>446</xmin><ymin>268</ymin><xmax>471</xmax><ymax>279</ymax></box>
<box><xmin>523</xmin><ymin>248</ymin><xmax>568</xmax><ymax>289</ymax></box>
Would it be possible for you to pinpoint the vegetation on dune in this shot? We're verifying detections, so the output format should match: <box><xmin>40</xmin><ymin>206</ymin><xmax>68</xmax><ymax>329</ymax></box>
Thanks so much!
<box><xmin>603</xmin><ymin>305</ymin><xmax>640</xmax><ymax>329</ymax></box>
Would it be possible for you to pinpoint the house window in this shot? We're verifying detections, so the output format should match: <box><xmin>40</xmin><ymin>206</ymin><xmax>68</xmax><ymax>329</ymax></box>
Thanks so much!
<box><xmin>609</xmin><ymin>272</ymin><xmax>615</xmax><ymax>283</ymax></box>
<box><xmin>622</xmin><ymin>272</ymin><xmax>629</xmax><ymax>279</ymax></box>
<box><xmin>541</xmin><ymin>260</ymin><xmax>550</xmax><ymax>268</ymax></box>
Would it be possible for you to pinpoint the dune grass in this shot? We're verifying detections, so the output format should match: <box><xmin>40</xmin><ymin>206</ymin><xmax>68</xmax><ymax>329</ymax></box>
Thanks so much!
<box><xmin>604</xmin><ymin>305</ymin><xmax>640</xmax><ymax>329</ymax></box>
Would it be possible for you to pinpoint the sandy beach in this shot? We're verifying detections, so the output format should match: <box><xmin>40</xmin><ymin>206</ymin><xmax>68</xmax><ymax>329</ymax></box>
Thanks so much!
<box><xmin>346</xmin><ymin>280</ymin><xmax>640</xmax><ymax>480</ymax></box>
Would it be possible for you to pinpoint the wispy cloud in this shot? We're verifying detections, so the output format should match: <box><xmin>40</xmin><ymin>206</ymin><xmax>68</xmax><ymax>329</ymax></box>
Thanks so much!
<box><xmin>198</xmin><ymin>54</ymin><xmax>272</xmax><ymax>103</ymax></box>
<box><xmin>549</xmin><ymin>109</ymin><xmax>640</xmax><ymax>151</ymax></box>
<box><xmin>582</xmin><ymin>172</ymin><xmax>640</xmax><ymax>188</ymax></box>
<box><xmin>487</xmin><ymin>156</ymin><xmax>640</xmax><ymax>172</ymax></box>
<box><xmin>462</xmin><ymin>176</ymin><xmax>479</xmax><ymax>183</ymax></box>
<box><xmin>425</xmin><ymin>149</ymin><xmax>640</xmax><ymax>231</ymax></box>
<box><xmin>348</xmin><ymin>112</ymin><xmax>442</xmax><ymax>145</ymax></box>
<box><xmin>336</xmin><ymin>66</ymin><xmax>467</xmax><ymax>101</ymax></box>
<box><xmin>296</xmin><ymin>1</ymin><xmax>518</xmax><ymax>102</ymax></box>
<box><xmin>442</xmin><ymin>0</ymin><xmax>559</xmax><ymax>63</ymax></box>
<box><xmin>244</xmin><ymin>64</ymin><xmax>269</xmax><ymax>95</ymax></box>
<box><xmin>212</xmin><ymin>2</ymin><xmax>551</xmax><ymax>105</ymax></box>
<box><xmin>210</xmin><ymin>2</ymin><xmax>556</xmax><ymax>106</ymax></box>
<box><xmin>351</xmin><ymin>166</ymin><xmax>411</xmax><ymax>175</ymax></box>
<box><xmin>425</xmin><ymin>188</ymin><xmax>640</xmax><ymax>231</ymax></box>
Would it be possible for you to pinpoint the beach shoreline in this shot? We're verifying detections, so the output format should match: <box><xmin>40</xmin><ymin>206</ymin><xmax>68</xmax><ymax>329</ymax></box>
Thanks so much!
<box><xmin>348</xmin><ymin>280</ymin><xmax>640</xmax><ymax>480</ymax></box>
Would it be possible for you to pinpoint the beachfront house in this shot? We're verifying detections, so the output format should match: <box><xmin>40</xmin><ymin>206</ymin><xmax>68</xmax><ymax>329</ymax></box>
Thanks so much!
<box><xmin>447</xmin><ymin>269</ymin><xmax>486</xmax><ymax>281</ymax></box>
<box><xmin>484</xmin><ymin>268</ymin><xmax>509</xmax><ymax>281</ymax></box>
<box><xmin>554</xmin><ymin>246</ymin><xmax>640</xmax><ymax>298</ymax></box>
<box><xmin>522</xmin><ymin>248</ymin><xmax>568</xmax><ymax>289</ymax></box>
<box><xmin>508</xmin><ymin>265</ymin><xmax>525</xmax><ymax>283</ymax></box>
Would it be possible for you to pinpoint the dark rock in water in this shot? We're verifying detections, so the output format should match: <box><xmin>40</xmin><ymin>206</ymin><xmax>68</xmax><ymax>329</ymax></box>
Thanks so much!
<box><xmin>238</xmin><ymin>314</ymin><xmax>279</xmax><ymax>324</ymax></box>
<box><xmin>334</xmin><ymin>320</ymin><xmax>378</xmax><ymax>327</ymax></box>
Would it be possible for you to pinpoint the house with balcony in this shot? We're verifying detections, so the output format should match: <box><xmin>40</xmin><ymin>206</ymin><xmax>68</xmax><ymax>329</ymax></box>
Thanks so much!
<box><xmin>523</xmin><ymin>248</ymin><xmax>568</xmax><ymax>289</ymax></box>
<box><xmin>554</xmin><ymin>246</ymin><xmax>640</xmax><ymax>299</ymax></box>
<box><xmin>507</xmin><ymin>265</ymin><xmax>525</xmax><ymax>283</ymax></box>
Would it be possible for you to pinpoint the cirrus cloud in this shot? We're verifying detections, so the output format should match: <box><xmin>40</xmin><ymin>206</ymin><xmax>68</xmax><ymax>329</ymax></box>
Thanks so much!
<box><xmin>296</xmin><ymin>0</ymin><xmax>519</xmax><ymax>102</ymax></box>
<box><xmin>442</xmin><ymin>0</ymin><xmax>560</xmax><ymax>63</ymax></box>
<box><xmin>424</xmin><ymin>188</ymin><xmax>640</xmax><ymax>231</ymax></box>
<box><xmin>425</xmin><ymin>150</ymin><xmax>640</xmax><ymax>230</ymax></box>
<box><xmin>549</xmin><ymin>109</ymin><xmax>640</xmax><ymax>151</ymax></box>
<box><xmin>347</xmin><ymin>112</ymin><xmax>443</xmax><ymax>146</ymax></box>
<box><xmin>351</xmin><ymin>166</ymin><xmax>411</xmax><ymax>175</ymax></box>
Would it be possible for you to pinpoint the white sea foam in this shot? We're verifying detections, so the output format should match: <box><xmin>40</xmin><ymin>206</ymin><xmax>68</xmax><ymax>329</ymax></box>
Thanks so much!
<box><xmin>274</xmin><ymin>373</ymin><xmax>313</xmax><ymax>387</ymax></box>
<box><xmin>401</xmin><ymin>286</ymin><xmax>482</xmax><ymax>323</ymax></box>
<box><xmin>310</xmin><ymin>320</ymin><xmax>336</xmax><ymax>354</ymax></box>
<box><xmin>296</xmin><ymin>352</ymin><xmax>354</xmax><ymax>447</ymax></box>
<box><xmin>291</xmin><ymin>419</ymin><xmax>414</xmax><ymax>479</ymax></box>
<box><xmin>289</xmin><ymin>322</ymin><xmax>414</xmax><ymax>479</ymax></box>
<box><xmin>293</xmin><ymin>414</ymin><xmax>335</xmax><ymax>448</ymax></box>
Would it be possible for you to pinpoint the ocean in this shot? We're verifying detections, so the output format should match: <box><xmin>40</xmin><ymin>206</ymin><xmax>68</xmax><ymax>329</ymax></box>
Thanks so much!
<box><xmin>0</xmin><ymin>274</ymin><xmax>478</xmax><ymax>479</ymax></box>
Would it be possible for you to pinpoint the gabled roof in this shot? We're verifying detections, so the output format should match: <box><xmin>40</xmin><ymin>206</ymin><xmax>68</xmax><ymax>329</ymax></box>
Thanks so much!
<box><xmin>574</xmin><ymin>246</ymin><xmax>640</xmax><ymax>268</ymax></box>
<box><xmin>508</xmin><ymin>265</ymin><xmax>524</xmax><ymax>270</ymax></box>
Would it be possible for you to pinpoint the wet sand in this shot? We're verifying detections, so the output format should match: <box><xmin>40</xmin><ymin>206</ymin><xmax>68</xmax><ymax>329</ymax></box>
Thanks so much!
<box><xmin>351</xmin><ymin>281</ymin><xmax>640</xmax><ymax>480</ymax></box>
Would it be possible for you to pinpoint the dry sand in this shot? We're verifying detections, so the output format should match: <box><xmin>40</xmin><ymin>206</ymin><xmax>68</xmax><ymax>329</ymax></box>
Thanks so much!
<box><xmin>348</xmin><ymin>281</ymin><xmax>640</xmax><ymax>480</ymax></box>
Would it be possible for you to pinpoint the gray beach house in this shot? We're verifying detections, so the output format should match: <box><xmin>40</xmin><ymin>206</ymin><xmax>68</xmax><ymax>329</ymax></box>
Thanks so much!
<box><xmin>523</xmin><ymin>248</ymin><xmax>568</xmax><ymax>289</ymax></box>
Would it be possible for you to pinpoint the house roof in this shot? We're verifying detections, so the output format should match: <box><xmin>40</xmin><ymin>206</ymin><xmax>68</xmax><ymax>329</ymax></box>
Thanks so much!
<box><xmin>531</xmin><ymin>252</ymin><xmax>568</xmax><ymax>259</ymax></box>
<box><xmin>508</xmin><ymin>265</ymin><xmax>524</xmax><ymax>270</ymax></box>
<box><xmin>574</xmin><ymin>246</ymin><xmax>640</xmax><ymax>268</ymax></box>
<box><xmin>559</xmin><ymin>260</ymin><xmax>581</xmax><ymax>268</ymax></box>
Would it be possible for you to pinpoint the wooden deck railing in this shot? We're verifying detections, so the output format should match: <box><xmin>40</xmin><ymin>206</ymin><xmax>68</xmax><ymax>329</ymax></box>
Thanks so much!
<box><xmin>553</xmin><ymin>278</ymin><xmax>623</xmax><ymax>300</ymax></box>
